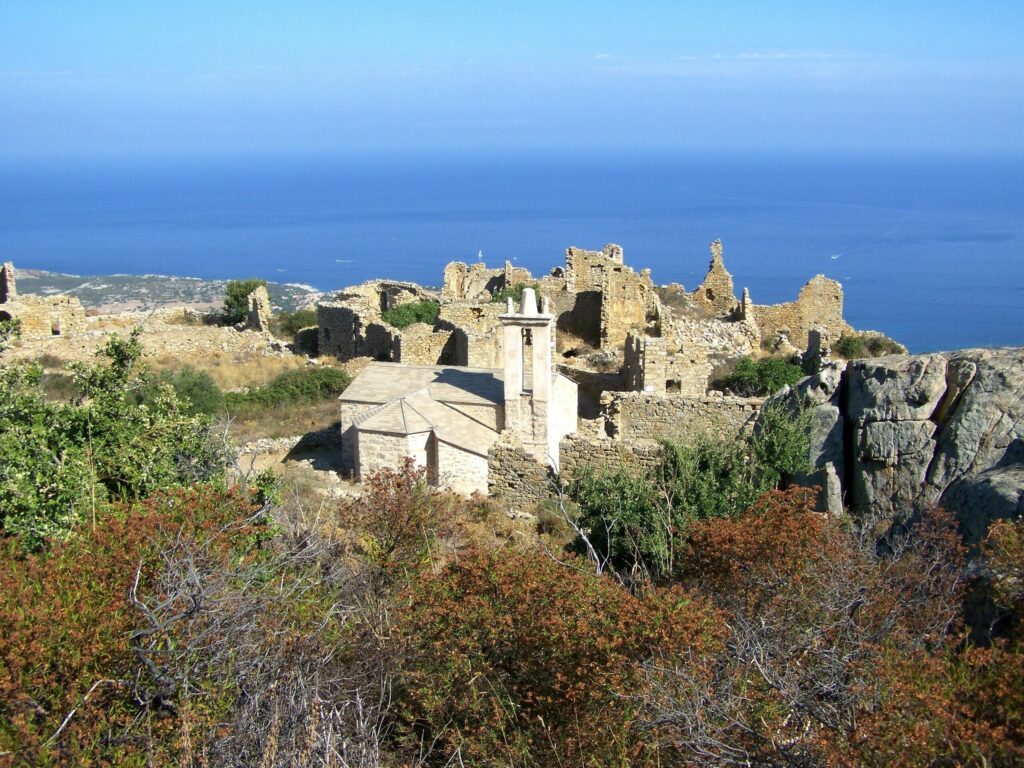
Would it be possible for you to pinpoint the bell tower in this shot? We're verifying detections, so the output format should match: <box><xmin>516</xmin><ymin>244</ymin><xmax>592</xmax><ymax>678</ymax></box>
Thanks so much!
<box><xmin>500</xmin><ymin>288</ymin><xmax>557</xmax><ymax>467</ymax></box>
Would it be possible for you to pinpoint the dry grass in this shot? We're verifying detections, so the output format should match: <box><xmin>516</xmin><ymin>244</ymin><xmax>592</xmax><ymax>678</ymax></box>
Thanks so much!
<box><xmin>226</xmin><ymin>399</ymin><xmax>340</xmax><ymax>445</ymax></box>
<box><xmin>149</xmin><ymin>350</ymin><xmax>309</xmax><ymax>391</ymax></box>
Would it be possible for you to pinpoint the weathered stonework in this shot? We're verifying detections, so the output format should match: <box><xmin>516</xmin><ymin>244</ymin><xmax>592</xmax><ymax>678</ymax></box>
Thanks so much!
<box><xmin>316</xmin><ymin>279</ymin><xmax>434</xmax><ymax>360</ymax></box>
<box><xmin>689</xmin><ymin>240</ymin><xmax>738</xmax><ymax>317</ymax></box>
<box><xmin>245</xmin><ymin>285</ymin><xmax>272</xmax><ymax>332</ymax></box>
<box><xmin>0</xmin><ymin>262</ymin><xmax>87</xmax><ymax>340</ymax></box>
<box><xmin>750</xmin><ymin>275</ymin><xmax>851</xmax><ymax>351</ymax></box>
<box><xmin>604</xmin><ymin>391</ymin><xmax>764</xmax><ymax>443</ymax></box>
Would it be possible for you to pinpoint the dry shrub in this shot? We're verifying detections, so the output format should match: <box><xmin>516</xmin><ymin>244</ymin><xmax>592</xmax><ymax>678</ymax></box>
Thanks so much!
<box><xmin>394</xmin><ymin>546</ymin><xmax>723</xmax><ymax>767</ymax></box>
<box><xmin>148</xmin><ymin>350</ymin><xmax>308</xmax><ymax>391</ymax></box>
<box><xmin>0</xmin><ymin>486</ymin><xmax>262</xmax><ymax>766</ymax></box>
<box><xmin>646</xmin><ymin>492</ymin><xmax>973</xmax><ymax>767</ymax></box>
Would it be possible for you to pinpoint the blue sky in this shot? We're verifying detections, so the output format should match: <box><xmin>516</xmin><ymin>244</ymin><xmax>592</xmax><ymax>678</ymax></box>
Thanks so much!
<box><xmin>2</xmin><ymin>1</ymin><xmax>1023</xmax><ymax>158</ymax></box>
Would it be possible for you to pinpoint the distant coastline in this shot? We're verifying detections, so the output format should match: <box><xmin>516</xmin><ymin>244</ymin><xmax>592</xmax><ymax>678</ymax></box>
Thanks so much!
<box><xmin>2</xmin><ymin>153</ymin><xmax>1022</xmax><ymax>352</ymax></box>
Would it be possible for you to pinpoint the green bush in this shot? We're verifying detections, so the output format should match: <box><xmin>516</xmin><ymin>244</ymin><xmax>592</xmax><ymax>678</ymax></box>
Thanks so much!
<box><xmin>380</xmin><ymin>300</ymin><xmax>439</xmax><ymax>329</ymax></box>
<box><xmin>270</xmin><ymin>307</ymin><xmax>318</xmax><ymax>339</ymax></box>
<box><xmin>723</xmin><ymin>355</ymin><xmax>803</xmax><ymax>397</ymax></box>
<box><xmin>490</xmin><ymin>282</ymin><xmax>540</xmax><ymax>304</ymax></box>
<box><xmin>221</xmin><ymin>278</ymin><xmax>267</xmax><ymax>324</ymax></box>
<box><xmin>834</xmin><ymin>332</ymin><xmax>903</xmax><ymax>359</ymax></box>
<box><xmin>0</xmin><ymin>331</ymin><xmax>227</xmax><ymax>549</ymax></box>
<box><xmin>569</xmin><ymin>402</ymin><xmax>811</xmax><ymax>580</ymax></box>
<box><xmin>225</xmin><ymin>366</ymin><xmax>351</xmax><ymax>411</ymax></box>
<box><xmin>154</xmin><ymin>367</ymin><xmax>225</xmax><ymax>415</ymax></box>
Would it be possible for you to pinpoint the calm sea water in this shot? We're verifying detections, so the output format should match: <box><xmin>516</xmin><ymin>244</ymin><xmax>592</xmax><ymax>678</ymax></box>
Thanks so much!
<box><xmin>1</xmin><ymin>153</ymin><xmax>1021</xmax><ymax>353</ymax></box>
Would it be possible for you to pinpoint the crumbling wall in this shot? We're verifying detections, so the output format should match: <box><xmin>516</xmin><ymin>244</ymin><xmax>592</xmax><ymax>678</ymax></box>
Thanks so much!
<box><xmin>487</xmin><ymin>436</ymin><xmax>554</xmax><ymax>508</ymax></box>
<box><xmin>558</xmin><ymin>434</ymin><xmax>662</xmax><ymax>480</ymax></box>
<box><xmin>0</xmin><ymin>262</ymin><xmax>87</xmax><ymax>340</ymax></box>
<box><xmin>604</xmin><ymin>391</ymin><xmax>763</xmax><ymax>443</ymax></box>
<box><xmin>316</xmin><ymin>280</ymin><xmax>434</xmax><ymax>360</ymax></box>
<box><xmin>442</xmin><ymin>260</ymin><xmax>532</xmax><ymax>303</ymax></box>
<box><xmin>689</xmin><ymin>240</ymin><xmax>738</xmax><ymax>317</ymax></box>
<box><xmin>624</xmin><ymin>333</ymin><xmax>711</xmax><ymax>396</ymax></box>
<box><xmin>750</xmin><ymin>275</ymin><xmax>850</xmax><ymax>351</ymax></box>
<box><xmin>560</xmin><ymin>244</ymin><xmax>658</xmax><ymax>349</ymax></box>
<box><xmin>245</xmin><ymin>285</ymin><xmax>272</xmax><ymax>332</ymax></box>
<box><xmin>393</xmin><ymin>323</ymin><xmax>455</xmax><ymax>365</ymax></box>
<box><xmin>439</xmin><ymin>302</ymin><xmax>505</xmax><ymax>367</ymax></box>
<box><xmin>1</xmin><ymin>262</ymin><xmax>16</xmax><ymax>303</ymax></box>
<box><xmin>599</xmin><ymin>261</ymin><xmax>659</xmax><ymax>348</ymax></box>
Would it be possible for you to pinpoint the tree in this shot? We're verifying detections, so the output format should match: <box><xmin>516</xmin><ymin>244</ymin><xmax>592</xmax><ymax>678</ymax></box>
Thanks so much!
<box><xmin>0</xmin><ymin>329</ymin><xmax>227</xmax><ymax>548</ymax></box>
<box><xmin>221</xmin><ymin>278</ymin><xmax>267</xmax><ymax>324</ymax></box>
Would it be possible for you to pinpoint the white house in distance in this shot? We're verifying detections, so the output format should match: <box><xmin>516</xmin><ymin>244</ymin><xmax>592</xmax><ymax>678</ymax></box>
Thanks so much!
<box><xmin>337</xmin><ymin>288</ymin><xmax>578</xmax><ymax>494</ymax></box>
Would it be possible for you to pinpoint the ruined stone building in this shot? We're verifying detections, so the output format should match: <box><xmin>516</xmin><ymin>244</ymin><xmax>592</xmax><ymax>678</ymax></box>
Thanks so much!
<box><xmin>337</xmin><ymin>289</ymin><xmax>578</xmax><ymax>495</ymax></box>
<box><xmin>0</xmin><ymin>262</ymin><xmax>86</xmax><ymax>340</ymax></box>
<box><xmin>320</xmin><ymin>239</ymin><xmax>857</xmax><ymax>496</ymax></box>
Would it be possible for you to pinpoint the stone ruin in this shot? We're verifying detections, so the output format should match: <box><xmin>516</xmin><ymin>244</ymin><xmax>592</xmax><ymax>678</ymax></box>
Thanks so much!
<box><xmin>314</xmin><ymin>240</ymin><xmax>855</xmax><ymax>401</ymax></box>
<box><xmin>0</xmin><ymin>262</ymin><xmax>86</xmax><ymax>340</ymax></box>
<box><xmin>245</xmin><ymin>284</ymin><xmax>272</xmax><ymax>332</ymax></box>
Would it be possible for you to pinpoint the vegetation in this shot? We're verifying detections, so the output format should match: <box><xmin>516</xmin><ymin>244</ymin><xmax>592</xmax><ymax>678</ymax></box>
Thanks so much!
<box><xmin>270</xmin><ymin>307</ymin><xmax>318</xmax><ymax>339</ymax></box>
<box><xmin>224</xmin><ymin>365</ymin><xmax>351</xmax><ymax>412</ymax></box>
<box><xmin>491</xmin><ymin>281</ymin><xmax>540</xmax><ymax>304</ymax></box>
<box><xmin>0</xmin><ymin>330</ymin><xmax>227</xmax><ymax>549</ymax></box>
<box><xmin>834</xmin><ymin>331</ymin><xmax>904</xmax><ymax>358</ymax></box>
<box><xmin>138</xmin><ymin>365</ymin><xmax>225</xmax><ymax>415</ymax></box>
<box><xmin>381</xmin><ymin>299</ymin><xmax>439</xmax><ymax>328</ymax></box>
<box><xmin>720</xmin><ymin>354</ymin><xmax>804</xmax><ymax>396</ymax></box>
<box><xmin>569</xmin><ymin>401</ymin><xmax>812</xmax><ymax>579</ymax></box>
<box><xmin>0</xmin><ymin>316</ymin><xmax>20</xmax><ymax>351</ymax></box>
<box><xmin>3</xmin><ymin>332</ymin><xmax>1023</xmax><ymax>766</ymax></box>
<box><xmin>221</xmin><ymin>278</ymin><xmax>268</xmax><ymax>324</ymax></box>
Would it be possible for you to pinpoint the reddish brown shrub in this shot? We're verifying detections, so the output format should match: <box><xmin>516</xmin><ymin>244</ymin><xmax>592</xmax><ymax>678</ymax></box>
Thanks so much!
<box><xmin>393</xmin><ymin>547</ymin><xmax>723</xmax><ymax>767</ymax></box>
<box><xmin>0</xmin><ymin>486</ymin><xmax>261</xmax><ymax>766</ymax></box>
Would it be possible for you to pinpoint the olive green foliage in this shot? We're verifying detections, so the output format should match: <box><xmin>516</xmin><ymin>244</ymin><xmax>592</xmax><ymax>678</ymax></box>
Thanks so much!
<box><xmin>381</xmin><ymin>299</ymin><xmax>440</xmax><ymax>329</ymax></box>
<box><xmin>570</xmin><ymin>402</ymin><xmax>811</xmax><ymax>579</ymax></box>
<box><xmin>834</xmin><ymin>332</ymin><xmax>904</xmax><ymax>358</ymax></box>
<box><xmin>270</xmin><ymin>307</ymin><xmax>317</xmax><ymax>339</ymax></box>
<box><xmin>723</xmin><ymin>355</ymin><xmax>804</xmax><ymax>396</ymax></box>
<box><xmin>0</xmin><ymin>316</ymin><xmax>20</xmax><ymax>351</ymax></box>
<box><xmin>139</xmin><ymin>366</ymin><xmax>225</xmax><ymax>416</ymax></box>
<box><xmin>0</xmin><ymin>330</ymin><xmax>227</xmax><ymax>549</ymax></box>
<box><xmin>221</xmin><ymin>278</ymin><xmax>267</xmax><ymax>324</ymax></box>
<box><xmin>225</xmin><ymin>366</ymin><xmax>351</xmax><ymax>411</ymax></box>
<box><xmin>490</xmin><ymin>282</ymin><xmax>540</xmax><ymax>304</ymax></box>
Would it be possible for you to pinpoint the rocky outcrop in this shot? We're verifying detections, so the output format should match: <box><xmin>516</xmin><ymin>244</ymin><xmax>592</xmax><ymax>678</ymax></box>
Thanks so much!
<box><xmin>788</xmin><ymin>347</ymin><xmax>1024</xmax><ymax>541</ymax></box>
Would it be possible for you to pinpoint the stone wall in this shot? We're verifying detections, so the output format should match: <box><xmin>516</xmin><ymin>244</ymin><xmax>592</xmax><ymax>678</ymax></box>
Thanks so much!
<box><xmin>245</xmin><ymin>285</ymin><xmax>272</xmax><ymax>331</ymax></box>
<box><xmin>442</xmin><ymin>260</ymin><xmax>532</xmax><ymax>303</ymax></box>
<box><xmin>689</xmin><ymin>240</ymin><xmax>738</xmax><ymax>317</ymax></box>
<box><xmin>394</xmin><ymin>323</ymin><xmax>455</xmax><ymax>365</ymax></box>
<box><xmin>0</xmin><ymin>263</ymin><xmax>87</xmax><ymax>340</ymax></box>
<box><xmin>437</xmin><ymin>440</ymin><xmax>490</xmax><ymax>495</ymax></box>
<box><xmin>316</xmin><ymin>280</ymin><xmax>434</xmax><ymax>361</ymax></box>
<box><xmin>439</xmin><ymin>302</ymin><xmax>505</xmax><ymax>367</ymax></box>
<box><xmin>487</xmin><ymin>436</ymin><xmax>555</xmax><ymax>508</ymax></box>
<box><xmin>605</xmin><ymin>391</ymin><xmax>763</xmax><ymax>443</ymax></box>
<box><xmin>599</xmin><ymin>259</ymin><xmax>659</xmax><ymax>349</ymax></box>
<box><xmin>623</xmin><ymin>333</ymin><xmax>714</xmax><ymax>396</ymax></box>
<box><xmin>558</xmin><ymin>244</ymin><xmax>661</xmax><ymax>349</ymax></box>
<box><xmin>558</xmin><ymin>434</ymin><xmax>663</xmax><ymax>480</ymax></box>
<box><xmin>750</xmin><ymin>275</ymin><xmax>850</xmax><ymax>351</ymax></box>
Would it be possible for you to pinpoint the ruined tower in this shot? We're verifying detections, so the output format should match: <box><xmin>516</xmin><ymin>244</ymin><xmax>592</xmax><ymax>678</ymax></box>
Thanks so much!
<box><xmin>1</xmin><ymin>262</ymin><xmax>16</xmax><ymax>304</ymax></box>
<box><xmin>500</xmin><ymin>287</ymin><xmax>559</xmax><ymax>468</ymax></box>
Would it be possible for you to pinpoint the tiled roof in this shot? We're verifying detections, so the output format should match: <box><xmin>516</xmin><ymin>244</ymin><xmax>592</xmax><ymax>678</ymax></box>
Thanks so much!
<box><xmin>339</xmin><ymin>362</ymin><xmax>504</xmax><ymax>407</ymax></box>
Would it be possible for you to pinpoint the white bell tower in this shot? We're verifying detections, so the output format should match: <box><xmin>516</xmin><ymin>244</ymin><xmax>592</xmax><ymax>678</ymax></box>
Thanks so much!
<box><xmin>500</xmin><ymin>288</ymin><xmax>557</xmax><ymax>466</ymax></box>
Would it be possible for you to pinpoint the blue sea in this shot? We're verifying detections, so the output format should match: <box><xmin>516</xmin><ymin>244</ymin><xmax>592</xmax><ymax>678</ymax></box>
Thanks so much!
<box><xmin>1</xmin><ymin>152</ymin><xmax>1021</xmax><ymax>353</ymax></box>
